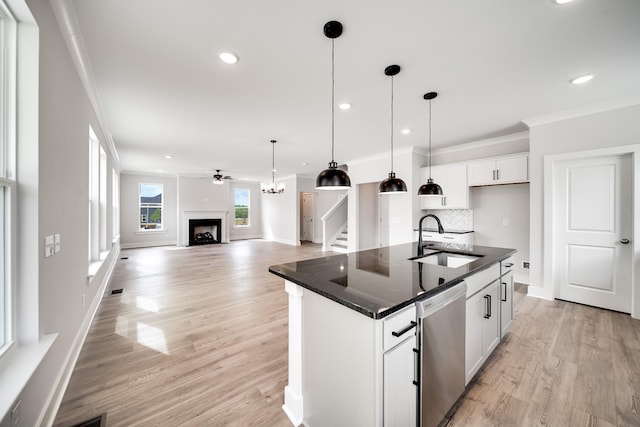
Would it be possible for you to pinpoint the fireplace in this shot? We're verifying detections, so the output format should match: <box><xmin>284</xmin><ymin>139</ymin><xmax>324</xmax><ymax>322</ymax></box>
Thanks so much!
<box><xmin>189</xmin><ymin>218</ymin><xmax>222</xmax><ymax>246</ymax></box>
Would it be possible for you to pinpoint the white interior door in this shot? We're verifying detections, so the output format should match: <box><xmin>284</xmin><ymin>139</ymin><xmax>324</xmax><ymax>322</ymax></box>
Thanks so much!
<box><xmin>554</xmin><ymin>154</ymin><xmax>632</xmax><ymax>312</ymax></box>
<box><xmin>301</xmin><ymin>192</ymin><xmax>315</xmax><ymax>242</ymax></box>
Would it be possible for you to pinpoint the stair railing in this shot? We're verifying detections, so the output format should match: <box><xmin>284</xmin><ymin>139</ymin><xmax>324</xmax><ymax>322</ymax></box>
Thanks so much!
<box><xmin>320</xmin><ymin>193</ymin><xmax>348</xmax><ymax>251</ymax></box>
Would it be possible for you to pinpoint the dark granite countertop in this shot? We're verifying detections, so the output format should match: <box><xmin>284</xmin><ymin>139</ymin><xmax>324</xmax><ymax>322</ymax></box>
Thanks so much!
<box><xmin>269</xmin><ymin>242</ymin><xmax>515</xmax><ymax>319</ymax></box>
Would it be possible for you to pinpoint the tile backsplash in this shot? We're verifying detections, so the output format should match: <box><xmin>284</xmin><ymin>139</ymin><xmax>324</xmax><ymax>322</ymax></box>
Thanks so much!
<box><xmin>424</xmin><ymin>209</ymin><xmax>474</xmax><ymax>231</ymax></box>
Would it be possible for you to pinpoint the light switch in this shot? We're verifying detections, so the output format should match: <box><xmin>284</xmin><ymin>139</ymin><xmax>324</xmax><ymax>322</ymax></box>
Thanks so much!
<box><xmin>54</xmin><ymin>234</ymin><xmax>61</xmax><ymax>253</ymax></box>
<box><xmin>45</xmin><ymin>235</ymin><xmax>54</xmax><ymax>257</ymax></box>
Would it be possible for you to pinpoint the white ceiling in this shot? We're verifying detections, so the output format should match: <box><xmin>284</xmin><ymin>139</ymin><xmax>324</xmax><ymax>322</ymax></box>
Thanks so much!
<box><xmin>69</xmin><ymin>0</ymin><xmax>640</xmax><ymax>182</ymax></box>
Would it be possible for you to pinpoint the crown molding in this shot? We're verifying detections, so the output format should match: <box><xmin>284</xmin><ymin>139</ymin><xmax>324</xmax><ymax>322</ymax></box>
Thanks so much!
<box><xmin>522</xmin><ymin>93</ymin><xmax>640</xmax><ymax>128</ymax></box>
<box><xmin>414</xmin><ymin>131</ymin><xmax>530</xmax><ymax>157</ymax></box>
<box><xmin>49</xmin><ymin>0</ymin><xmax>119</xmax><ymax>163</ymax></box>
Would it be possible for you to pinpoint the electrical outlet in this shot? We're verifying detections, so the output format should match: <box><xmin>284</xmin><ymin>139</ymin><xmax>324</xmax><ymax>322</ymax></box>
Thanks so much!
<box><xmin>54</xmin><ymin>234</ymin><xmax>61</xmax><ymax>253</ymax></box>
<box><xmin>502</xmin><ymin>218</ymin><xmax>509</xmax><ymax>227</ymax></box>
<box><xmin>523</xmin><ymin>261</ymin><xmax>530</xmax><ymax>269</ymax></box>
<box><xmin>44</xmin><ymin>235</ymin><xmax>55</xmax><ymax>257</ymax></box>
<box><xmin>10</xmin><ymin>399</ymin><xmax>21</xmax><ymax>427</ymax></box>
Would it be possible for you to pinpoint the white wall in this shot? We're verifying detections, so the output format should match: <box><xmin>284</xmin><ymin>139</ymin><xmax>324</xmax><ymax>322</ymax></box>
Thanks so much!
<box><xmin>347</xmin><ymin>148</ymin><xmax>419</xmax><ymax>252</ymax></box>
<box><xmin>527</xmin><ymin>104</ymin><xmax>640</xmax><ymax>300</ymax></box>
<box><xmin>4</xmin><ymin>1</ymin><xmax>120</xmax><ymax>425</ymax></box>
<box><xmin>470</xmin><ymin>184</ymin><xmax>530</xmax><ymax>284</ymax></box>
<box><xmin>119</xmin><ymin>173</ymin><xmax>177</xmax><ymax>248</ymax></box>
<box><xmin>261</xmin><ymin>175</ymin><xmax>298</xmax><ymax>245</ymax></box>
<box><xmin>297</xmin><ymin>176</ymin><xmax>345</xmax><ymax>244</ymax></box>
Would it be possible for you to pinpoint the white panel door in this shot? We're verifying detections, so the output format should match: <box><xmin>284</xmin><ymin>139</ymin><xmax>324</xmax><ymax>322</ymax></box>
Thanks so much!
<box><xmin>301</xmin><ymin>192</ymin><xmax>315</xmax><ymax>241</ymax></box>
<box><xmin>555</xmin><ymin>155</ymin><xmax>632</xmax><ymax>312</ymax></box>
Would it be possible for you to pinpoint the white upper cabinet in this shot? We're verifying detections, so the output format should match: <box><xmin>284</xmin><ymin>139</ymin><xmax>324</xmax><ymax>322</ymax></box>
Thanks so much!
<box><xmin>421</xmin><ymin>164</ymin><xmax>470</xmax><ymax>209</ymax></box>
<box><xmin>468</xmin><ymin>154</ymin><xmax>528</xmax><ymax>186</ymax></box>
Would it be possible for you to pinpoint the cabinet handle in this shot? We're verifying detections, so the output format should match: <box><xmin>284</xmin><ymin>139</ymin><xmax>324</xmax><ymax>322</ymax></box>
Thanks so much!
<box><xmin>392</xmin><ymin>321</ymin><xmax>417</xmax><ymax>338</ymax></box>
<box><xmin>492</xmin><ymin>170</ymin><xmax>496</xmax><ymax>180</ymax></box>
<box><xmin>502</xmin><ymin>282</ymin><xmax>507</xmax><ymax>302</ymax></box>
<box><xmin>496</xmin><ymin>169</ymin><xmax>500</xmax><ymax>180</ymax></box>
<box><xmin>443</xmin><ymin>236</ymin><xmax>455</xmax><ymax>240</ymax></box>
<box><xmin>413</xmin><ymin>348</ymin><xmax>420</xmax><ymax>387</ymax></box>
<box><xmin>442</xmin><ymin>196</ymin><xmax>446</xmax><ymax>206</ymax></box>
<box><xmin>504</xmin><ymin>263</ymin><xmax>514</xmax><ymax>268</ymax></box>
<box><xmin>484</xmin><ymin>295</ymin><xmax>491</xmax><ymax>319</ymax></box>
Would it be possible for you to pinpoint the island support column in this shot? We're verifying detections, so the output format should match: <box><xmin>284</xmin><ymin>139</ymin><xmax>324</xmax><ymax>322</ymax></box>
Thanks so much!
<box><xmin>283</xmin><ymin>280</ymin><xmax>304</xmax><ymax>425</ymax></box>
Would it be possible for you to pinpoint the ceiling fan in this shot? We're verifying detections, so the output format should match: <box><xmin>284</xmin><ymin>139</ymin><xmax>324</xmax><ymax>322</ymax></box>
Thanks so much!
<box><xmin>210</xmin><ymin>169</ymin><xmax>234</xmax><ymax>185</ymax></box>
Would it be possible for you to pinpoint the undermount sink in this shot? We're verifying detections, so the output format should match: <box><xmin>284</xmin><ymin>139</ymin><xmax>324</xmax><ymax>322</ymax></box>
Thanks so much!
<box><xmin>410</xmin><ymin>251</ymin><xmax>482</xmax><ymax>268</ymax></box>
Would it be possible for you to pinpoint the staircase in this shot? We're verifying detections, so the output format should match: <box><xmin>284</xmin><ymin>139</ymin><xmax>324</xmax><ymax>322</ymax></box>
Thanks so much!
<box><xmin>330</xmin><ymin>226</ymin><xmax>349</xmax><ymax>253</ymax></box>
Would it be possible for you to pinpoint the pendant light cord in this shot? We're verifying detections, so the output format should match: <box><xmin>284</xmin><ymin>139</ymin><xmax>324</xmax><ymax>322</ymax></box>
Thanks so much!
<box><xmin>271</xmin><ymin>140</ymin><xmax>276</xmax><ymax>184</ymax></box>
<box><xmin>390</xmin><ymin>75</ymin><xmax>394</xmax><ymax>174</ymax></box>
<box><xmin>428</xmin><ymin>99</ymin><xmax>432</xmax><ymax>179</ymax></box>
<box><xmin>331</xmin><ymin>38</ymin><xmax>335</xmax><ymax>163</ymax></box>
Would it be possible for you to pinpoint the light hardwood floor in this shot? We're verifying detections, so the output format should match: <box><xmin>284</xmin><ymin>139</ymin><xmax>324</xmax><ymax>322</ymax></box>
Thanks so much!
<box><xmin>54</xmin><ymin>241</ymin><xmax>640</xmax><ymax>427</ymax></box>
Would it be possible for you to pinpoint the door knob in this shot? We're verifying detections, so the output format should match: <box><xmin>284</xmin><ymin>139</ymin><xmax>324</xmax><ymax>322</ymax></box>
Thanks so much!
<box><xmin>620</xmin><ymin>239</ymin><xmax>630</xmax><ymax>244</ymax></box>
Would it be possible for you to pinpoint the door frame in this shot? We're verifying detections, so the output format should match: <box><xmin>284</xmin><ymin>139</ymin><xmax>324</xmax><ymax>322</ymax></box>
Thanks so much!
<box><xmin>544</xmin><ymin>144</ymin><xmax>640</xmax><ymax>319</ymax></box>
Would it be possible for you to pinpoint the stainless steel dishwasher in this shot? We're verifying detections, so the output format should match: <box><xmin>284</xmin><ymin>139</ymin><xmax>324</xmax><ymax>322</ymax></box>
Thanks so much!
<box><xmin>416</xmin><ymin>281</ymin><xmax>467</xmax><ymax>427</ymax></box>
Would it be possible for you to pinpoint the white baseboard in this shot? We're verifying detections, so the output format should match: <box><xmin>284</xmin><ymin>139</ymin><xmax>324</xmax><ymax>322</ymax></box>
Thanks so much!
<box><xmin>120</xmin><ymin>240</ymin><xmax>176</xmax><ymax>249</ymax></box>
<box><xmin>269</xmin><ymin>238</ymin><xmax>299</xmax><ymax>246</ymax></box>
<box><xmin>526</xmin><ymin>285</ymin><xmax>554</xmax><ymax>301</ymax></box>
<box><xmin>38</xmin><ymin>245</ymin><xmax>120</xmax><ymax>427</ymax></box>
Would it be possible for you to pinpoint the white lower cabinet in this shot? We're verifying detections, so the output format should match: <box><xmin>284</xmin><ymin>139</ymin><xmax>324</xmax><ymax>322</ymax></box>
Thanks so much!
<box><xmin>500</xmin><ymin>269</ymin><xmax>514</xmax><ymax>338</ymax></box>
<box><xmin>465</xmin><ymin>279</ymin><xmax>500</xmax><ymax>385</ymax></box>
<box><xmin>383</xmin><ymin>336</ymin><xmax>417</xmax><ymax>426</ymax></box>
<box><xmin>421</xmin><ymin>231</ymin><xmax>474</xmax><ymax>245</ymax></box>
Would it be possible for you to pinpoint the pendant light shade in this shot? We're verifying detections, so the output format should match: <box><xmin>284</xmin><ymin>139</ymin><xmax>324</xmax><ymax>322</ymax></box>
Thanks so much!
<box><xmin>316</xmin><ymin>21</ymin><xmax>351</xmax><ymax>190</ymax></box>
<box><xmin>418</xmin><ymin>92</ymin><xmax>443</xmax><ymax>197</ymax></box>
<box><xmin>379</xmin><ymin>64</ymin><xmax>407</xmax><ymax>194</ymax></box>
<box><xmin>261</xmin><ymin>140</ymin><xmax>285</xmax><ymax>194</ymax></box>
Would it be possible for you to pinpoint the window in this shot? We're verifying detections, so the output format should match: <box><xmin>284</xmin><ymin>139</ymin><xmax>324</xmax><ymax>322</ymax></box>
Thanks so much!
<box><xmin>139</xmin><ymin>183</ymin><xmax>163</xmax><ymax>230</ymax></box>
<box><xmin>88</xmin><ymin>127</ymin><xmax>99</xmax><ymax>261</ymax></box>
<box><xmin>234</xmin><ymin>189</ymin><xmax>250</xmax><ymax>226</ymax></box>
<box><xmin>0</xmin><ymin>1</ymin><xmax>16</xmax><ymax>355</ymax></box>
<box><xmin>112</xmin><ymin>169</ymin><xmax>119</xmax><ymax>239</ymax></box>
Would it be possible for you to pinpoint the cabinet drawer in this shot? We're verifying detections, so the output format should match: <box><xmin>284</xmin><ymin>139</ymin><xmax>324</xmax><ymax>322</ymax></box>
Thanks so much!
<box><xmin>421</xmin><ymin>232</ymin><xmax>473</xmax><ymax>245</ymax></box>
<box><xmin>383</xmin><ymin>305</ymin><xmax>417</xmax><ymax>352</ymax></box>
<box><xmin>465</xmin><ymin>264</ymin><xmax>500</xmax><ymax>298</ymax></box>
<box><xmin>501</xmin><ymin>256</ymin><xmax>515</xmax><ymax>275</ymax></box>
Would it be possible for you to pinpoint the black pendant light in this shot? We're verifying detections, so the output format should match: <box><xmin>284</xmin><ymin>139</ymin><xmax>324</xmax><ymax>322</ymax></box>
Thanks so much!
<box><xmin>417</xmin><ymin>92</ymin><xmax>443</xmax><ymax>197</ymax></box>
<box><xmin>379</xmin><ymin>65</ymin><xmax>407</xmax><ymax>194</ymax></box>
<box><xmin>261</xmin><ymin>140</ymin><xmax>285</xmax><ymax>194</ymax></box>
<box><xmin>316</xmin><ymin>21</ymin><xmax>351</xmax><ymax>190</ymax></box>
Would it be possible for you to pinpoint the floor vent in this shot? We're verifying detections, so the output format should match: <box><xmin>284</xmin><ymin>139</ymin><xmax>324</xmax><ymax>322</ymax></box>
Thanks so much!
<box><xmin>111</xmin><ymin>289</ymin><xmax>123</xmax><ymax>295</ymax></box>
<box><xmin>71</xmin><ymin>413</ymin><xmax>106</xmax><ymax>427</ymax></box>
<box><xmin>120</xmin><ymin>256</ymin><xmax>129</xmax><ymax>260</ymax></box>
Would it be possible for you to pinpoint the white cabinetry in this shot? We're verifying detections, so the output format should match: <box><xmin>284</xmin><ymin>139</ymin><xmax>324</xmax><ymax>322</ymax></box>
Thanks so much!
<box><xmin>383</xmin><ymin>305</ymin><xmax>417</xmax><ymax>426</ymax></box>
<box><xmin>421</xmin><ymin>231</ymin><xmax>473</xmax><ymax>245</ymax></box>
<box><xmin>500</xmin><ymin>257</ymin><xmax>515</xmax><ymax>338</ymax></box>
<box><xmin>468</xmin><ymin>155</ymin><xmax>528</xmax><ymax>186</ymax></box>
<box><xmin>384</xmin><ymin>336</ymin><xmax>417</xmax><ymax>426</ymax></box>
<box><xmin>297</xmin><ymin>286</ymin><xmax>417</xmax><ymax>427</ymax></box>
<box><xmin>421</xmin><ymin>164</ymin><xmax>470</xmax><ymax>209</ymax></box>
<box><xmin>464</xmin><ymin>266</ymin><xmax>501</xmax><ymax>385</ymax></box>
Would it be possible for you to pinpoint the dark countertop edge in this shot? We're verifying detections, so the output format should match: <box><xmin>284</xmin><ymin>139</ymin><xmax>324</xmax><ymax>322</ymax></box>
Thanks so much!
<box><xmin>269</xmin><ymin>248</ymin><xmax>516</xmax><ymax>320</ymax></box>
<box><xmin>414</xmin><ymin>228</ymin><xmax>474</xmax><ymax>234</ymax></box>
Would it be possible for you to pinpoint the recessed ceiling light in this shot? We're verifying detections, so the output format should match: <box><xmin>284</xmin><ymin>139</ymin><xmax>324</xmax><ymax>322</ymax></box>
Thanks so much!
<box><xmin>570</xmin><ymin>74</ymin><xmax>594</xmax><ymax>85</ymax></box>
<box><xmin>338</xmin><ymin>103</ymin><xmax>351</xmax><ymax>110</ymax></box>
<box><xmin>219</xmin><ymin>51</ymin><xmax>239</xmax><ymax>64</ymax></box>
<box><xmin>401</xmin><ymin>129</ymin><xmax>411</xmax><ymax>135</ymax></box>
<box><xmin>164</xmin><ymin>155</ymin><xmax>173</xmax><ymax>159</ymax></box>
<box><xmin>553</xmin><ymin>0</ymin><xmax>574</xmax><ymax>4</ymax></box>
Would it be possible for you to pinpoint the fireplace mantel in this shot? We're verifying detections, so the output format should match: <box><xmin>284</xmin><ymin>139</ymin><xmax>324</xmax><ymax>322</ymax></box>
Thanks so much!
<box><xmin>180</xmin><ymin>210</ymin><xmax>229</xmax><ymax>246</ymax></box>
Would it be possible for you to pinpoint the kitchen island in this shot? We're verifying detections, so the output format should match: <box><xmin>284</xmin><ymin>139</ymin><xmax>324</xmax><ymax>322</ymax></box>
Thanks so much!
<box><xmin>269</xmin><ymin>241</ymin><xmax>515</xmax><ymax>427</ymax></box>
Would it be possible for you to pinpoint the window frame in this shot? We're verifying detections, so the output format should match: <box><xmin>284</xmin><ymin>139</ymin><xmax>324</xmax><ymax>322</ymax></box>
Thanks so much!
<box><xmin>0</xmin><ymin>0</ymin><xmax>17</xmax><ymax>357</ymax></box>
<box><xmin>139</xmin><ymin>182</ymin><xmax>164</xmax><ymax>231</ymax></box>
<box><xmin>234</xmin><ymin>188</ymin><xmax>250</xmax><ymax>228</ymax></box>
